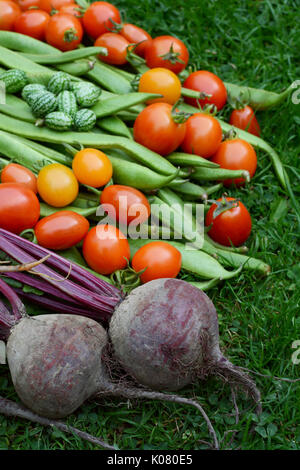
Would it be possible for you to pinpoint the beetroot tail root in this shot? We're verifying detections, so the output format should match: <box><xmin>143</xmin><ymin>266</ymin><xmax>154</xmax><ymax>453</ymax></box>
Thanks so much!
<box><xmin>0</xmin><ymin>395</ymin><xmax>116</xmax><ymax>450</ymax></box>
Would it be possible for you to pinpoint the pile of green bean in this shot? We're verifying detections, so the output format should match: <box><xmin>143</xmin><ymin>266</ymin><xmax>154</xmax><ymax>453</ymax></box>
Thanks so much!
<box><xmin>0</xmin><ymin>31</ymin><xmax>278</xmax><ymax>289</ymax></box>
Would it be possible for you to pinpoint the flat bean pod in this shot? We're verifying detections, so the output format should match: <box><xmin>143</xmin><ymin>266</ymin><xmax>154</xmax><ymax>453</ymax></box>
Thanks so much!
<box><xmin>107</xmin><ymin>155</ymin><xmax>179</xmax><ymax>190</ymax></box>
<box><xmin>187</xmin><ymin>278</ymin><xmax>220</xmax><ymax>291</ymax></box>
<box><xmin>7</xmin><ymin>132</ymin><xmax>73</xmax><ymax>166</ymax></box>
<box><xmin>225</xmin><ymin>82</ymin><xmax>294</xmax><ymax>110</ymax></box>
<box><xmin>40</xmin><ymin>203</ymin><xmax>97</xmax><ymax>218</ymax></box>
<box><xmin>192</xmin><ymin>167</ymin><xmax>250</xmax><ymax>182</ymax></box>
<box><xmin>97</xmin><ymin>116</ymin><xmax>133</xmax><ymax>140</ymax></box>
<box><xmin>150</xmin><ymin>193</ymin><xmax>204</xmax><ymax>250</ymax></box>
<box><xmin>166</xmin><ymin>152</ymin><xmax>219</xmax><ymax>168</ymax></box>
<box><xmin>21</xmin><ymin>47</ymin><xmax>108</xmax><ymax>65</ymax></box>
<box><xmin>0</xmin><ymin>46</ymin><xmax>54</xmax><ymax>84</ymax></box>
<box><xmin>0</xmin><ymin>130</ymin><xmax>57</xmax><ymax>173</ymax></box>
<box><xmin>167</xmin><ymin>180</ymin><xmax>208</xmax><ymax>200</ymax></box>
<box><xmin>1</xmin><ymin>95</ymin><xmax>35</xmax><ymax>123</ymax></box>
<box><xmin>0</xmin><ymin>113</ymin><xmax>179</xmax><ymax>176</ymax></box>
<box><xmin>91</xmin><ymin>93</ymin><xmax>161</xmax><ymax>119</ymax></box>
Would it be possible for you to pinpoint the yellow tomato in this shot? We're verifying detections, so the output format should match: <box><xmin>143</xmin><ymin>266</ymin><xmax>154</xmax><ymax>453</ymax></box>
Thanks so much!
<box><xmin>37</xmin><ymin>163</ymin><xmax>79</xmax><ymax>207</ymax></box>
<box><xmin>72</xmin><ymin>148</ymin><xmax>113</xmax><ymax>188</ymax></box>
<box><xmin>138</xmin><ymin>67</ymin><xmax>182</xmax><ymax>105</ymax></box>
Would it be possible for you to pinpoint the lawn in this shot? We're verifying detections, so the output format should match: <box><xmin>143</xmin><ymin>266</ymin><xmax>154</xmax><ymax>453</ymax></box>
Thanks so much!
<box><xmin>0</xmin><ymin>0</ymin><xmax>299</xmax><ymax>451</ymax></box>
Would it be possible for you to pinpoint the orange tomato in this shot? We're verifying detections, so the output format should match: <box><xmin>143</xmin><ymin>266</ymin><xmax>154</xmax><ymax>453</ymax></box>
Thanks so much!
<box><xmin>138</xmin><ymin>68</ymin><xmax>181</xmax><ymax>105</ymax></box>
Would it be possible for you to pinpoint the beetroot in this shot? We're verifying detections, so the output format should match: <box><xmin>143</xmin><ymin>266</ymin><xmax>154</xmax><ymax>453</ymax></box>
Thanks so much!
<box><xmin>7</xmin><ymin>314</ymin><xmax>109</xmax><ymax>419</ymax></box>
<box><xmin>109</xmin><ymin>278</ymin><xmax>261</xmax><ymax>410</ymax></box>
<box><xmin>0</xmin><ymin>275</ymin><xmax>220</xmax><ymax>449</ymax></box>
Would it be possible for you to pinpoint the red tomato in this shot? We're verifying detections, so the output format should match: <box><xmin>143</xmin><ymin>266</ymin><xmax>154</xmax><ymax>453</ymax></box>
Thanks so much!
<box><xmin>211</xmin><ymin>138</ymin><xmax>257</xmax><ymax>186</ymax></box>
<box><xmin>183</xmin><ymin>70</ymin><xmax>227</xmax><ymax>111</ymax></box>
<box><xmin>38</xmin><ymin>0</ymin><xmax>74</xmax><ymax>13</ymax></box>
<box><xmin>58</xmin><ymin>3</ymin><xmax>83</xmax><ymax>20</ymax></box>
<box><xmin>34</xmin><ymin>210</ymin><xmax>89</xmax><ymax>250</ymax></box>
<box><xmin>82</xmin><ymin>1</ymin><xmax>121</xmax><ymax>39</ymax></box>
<box><xmin>14</xmin><ymin>9</ymin><xmax>50</xmax><ymax>40</ymax></box>
<box><xmin>145</xmin><ymin>35</ymin><xmax>189</xmax><ymax>74</ymax></box>
<box><xmin>82</xmin><ymin>225</ymin><xmax>130</xmax><ymax>275</ymax></box>
<box><xmin>94</xmin><ymin>32</ymin><xmax>129</xmax><ymax>65</ymax></box>
<box><xmin>131</xmin><ymin>241</ymin><xmax>182</xmax><ymax>284</ymax></box>
<box><xmin>0</xmin><ymin>183</ymin><xmax>40</xmax><ymax>234</ymax></box>
<box><xmin>205</xmin><ymin>197</ymin><xmax>252</xmax><ymax>247</ymax></box>
<box><xmin>181</xmin><ymin>113</ymin><xmax>223</xmax><ymax>158</ymax></box>
<box><xmin>133</xmin><ymin>102</ymin><xmax>186</xmax><ymax>156</ymax></box>
<box><xmin>45</xmin><ymin>13</ymin><xmax>83</xmax><ymax>51</ymax></box>
<box><xmin>1</xmin><ymin>163</ymin><xmax>37</xmax><ymax>193</ymax></box>
<box><xmin>229</xmin><ymin>105</ymin><xmax>261</xmax><ymax>137</ymax></box>
<box><xmin>0</xmin><ymin>1</ymin><xmax>21</xmax><ymax>31</ymax></box>
<box><xmin>100</xmin><ymin>185</ymin><xmax>150</xmax><ymax>226</ymax></box>
<box><xmin>138</xmin><ymin>67</ymin><xmax>181</xmax><ymax>105</ymax></box>
<box><xmin>17</xmin><ymin>0</ymin><xmax>40</xmax><ymax>11</ymax></box>
<box><xmin>120</xmin><ymin>23</ymin><xmax>152</xmax><ymax>57</ymax></box>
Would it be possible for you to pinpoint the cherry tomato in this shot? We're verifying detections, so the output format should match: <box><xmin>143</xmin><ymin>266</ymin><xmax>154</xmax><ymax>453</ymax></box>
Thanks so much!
<box><xmin>82</xmin><ymin>1</ymin><xmax>121</xmax><ymax>39</ymax></box>
<box><xmin>37</xmin><ymin>163</ymin><xmax>79</xmax><ymax>207</ymax></box>
<box><xmin>94</xmin><ymin>32</ymin><xmax>129</xmax><ymax>65</ymax></box>
<box><xmin>205</xmin><ymin>197</ymin><xmax>252</xmax><ymax>247</ymax></box>
<box><xmin>119</xmin><ymin>23</ymin><xmax>152</xmax><ymax>57</ymax></box>
<box><xmin>1</xmin><ymin>163</ymin><xmax>37</xmax><ymax>193</ymax></box>
<box><xmin>82</xmin><ymin>225</ymin><xmax>130</xmax><ymax>275</ymax></box>
<box><xmin>38</xmin><ymin>0</ymin><xmax>74</xmax><ymax>13</ymax></box>
<box><xmin>229</xmin><ymin>105</ymin><xmax>261</xmax><ymax>137</ymax></box>
<box><xmin>45</xmin><ymin>12</ymin><xmax>83</xmax><ymax>51</ymax></box>
<box><xmin>145</xmin><ymin>35</ymin><xmax>189</xmax><ymax>74</ymax></box>
<box><xmin>58</xmin><ymin>2</ymin><xmax>83</xmax><ymax>20</ymax></box>
<box><xmin>138</xmin><ymin>68</ymin><xmax>181</xmax><ymax>105</ymax></box>
<box><xmin>132</xmin><ymin>241</ymin><xmax>182</xmax><ymax>284</ymax></box>
<box><xmin>183</xmin><ymin>70</ymin><xmax>227</xmax><ymax>111</ymax></box>
<box><xmin>100</xmin><ymin>185</ymin><xmax>150</xmax><ymax>227</ymax></box>
<box><xmin>0</xmin><ymin>183</ymin><xmax>40</xmax><ymax>234</ymax></box>
<box><xmin>14</xmin><ymin>9</ymin><xmax>50</xmax><ymax>40</ymax></box>
<box><xmin>17</xmin><ymin>0</ymin><xmax>40</xmax><ymax>11</ymax></box>
<box><xmin>211</xmin><ymin>138</ymin><xmax>257</xmax><ymax>186</ymax></box>
<box><xmin>34</xmin><ymin>210</ymin><xmax>89</xmax><ymax>250</ymax></box>
<box><xmin>72</xmin><ymin>148</ymin><xmax>113</xmax><ymax>188</ymax></box>
<box><xmin>181</xmin><ymin>113</ymin><xmax>223</xmax><ymax>158</ymax></box>
<box><xmin>133</xmin><ymin>102</ymin><xmax>186</xmax><ymax>156</ymax></box>
<box><xmin>0</xmin><ymin>1</ymin><xmax>21</xmax><ymax>31</ymax></box>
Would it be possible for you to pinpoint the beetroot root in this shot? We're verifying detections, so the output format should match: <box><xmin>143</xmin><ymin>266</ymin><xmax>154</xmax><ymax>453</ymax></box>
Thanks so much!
<box><xmin>109</xmin><ymin>278</ymin><xmax>262</xmax><ymax>411</ymax></box>
<box><xmin>7</xmin><ymin>314</ymin><xmax>109</xmax><ymax>419</ymax></box>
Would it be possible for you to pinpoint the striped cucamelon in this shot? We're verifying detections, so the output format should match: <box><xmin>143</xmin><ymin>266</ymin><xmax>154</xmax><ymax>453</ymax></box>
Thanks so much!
<box><xmin>31</xmin><ymin>92</ymin><xmax>57</xmax><ymax>117</ymax></box>
<box><xmin>45</xmin><ymin>112</ymin><xmax>73</xmax><ymax>131</ymax></box>
<box><xmin>47</xmin><ymin>72</ymin><xmax>71</xmax><ymax>94</ymax></box>
<box><xmin>57</xmin><ymin>90</ymin><xmax>78</xmax><ymax>116</ymax></box>
<box><xmin>73</xmin><ymin>108</ymin><xmax>97</xmax><ymax>131</ymax></box>
<box><xmin>72</xmin><ymin>82</ymin><xmax>101</xmax><ymax>107</ymax></box>
<box><xmin>0</xmin><ymin>69</ymin><xmax>28</xmax><ymax>93</ymax></box>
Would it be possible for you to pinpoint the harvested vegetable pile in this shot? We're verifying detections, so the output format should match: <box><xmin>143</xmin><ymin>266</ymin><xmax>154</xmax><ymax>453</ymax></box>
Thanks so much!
<box><xmin>0</xmin><ymin>0</ymin><xmax>299</xmax><ymax>451</ymax></box>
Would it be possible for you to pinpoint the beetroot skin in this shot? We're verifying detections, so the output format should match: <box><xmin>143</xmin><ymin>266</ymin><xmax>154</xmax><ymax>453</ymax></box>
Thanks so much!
<box><xmin>109</xmin><ymin>278</ymin><xmax>261</xmax><ymax>408</ymax></box>
<box><xmin>7</xmin><ymin>314</ymin><xmax>109</xmax><ymax>419</ymax></box>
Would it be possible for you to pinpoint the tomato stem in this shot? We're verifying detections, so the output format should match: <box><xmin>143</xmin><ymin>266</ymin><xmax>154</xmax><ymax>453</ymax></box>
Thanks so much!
<box><xmin>159</xmin><ymin>44</ymin><xmax>185</xmax><ymax>65</ymax></box>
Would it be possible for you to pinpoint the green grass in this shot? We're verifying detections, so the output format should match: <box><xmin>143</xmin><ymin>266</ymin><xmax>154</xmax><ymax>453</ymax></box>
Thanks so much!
<box><xmin>1</xmin><ymin>0</ymin><xmax>300</xmax><ymax>451</ymax></box>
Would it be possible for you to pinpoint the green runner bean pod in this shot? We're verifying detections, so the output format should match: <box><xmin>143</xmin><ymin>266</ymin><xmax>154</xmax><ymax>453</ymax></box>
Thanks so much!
<box><xmin>166</xmin><ymin>152</ymin><xmax>219</xmax><ymax>168</ymax></box>
<box><xmin>225</xmin><ymin>81</ymin><xmax>294</xmax><ymax>110</ymax></box>
<box><xmin>91</xmin><ymin>93</ymin><xmax>161</xmax><ymax>118</ymax></box>
<box><xmin>0</xmin><ymin>113</ymin><xmax>179</xmax><ymax>176</ymax></box>
<box><xmin>191</xmin><ymin>167</ymin><xmax>250</xmax><ymax>182</ymax></box>
<box><xmin>107</xmin><ymin>155</ymin><xmax>179</xmax><ymax>190</ymax></box>
<box><xmin>21</xmin><ymin>47</ymin><xmax>108</xmax><ymax>65</ymax></box>
<box><xmin>97</xmin><ymin>116</ymin><xmax>133</xmax><ymax>139</ymax></box>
